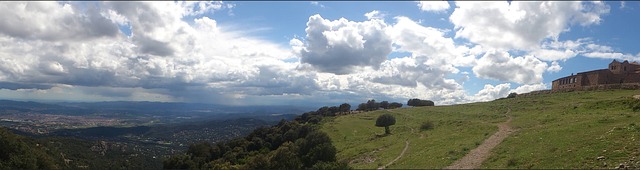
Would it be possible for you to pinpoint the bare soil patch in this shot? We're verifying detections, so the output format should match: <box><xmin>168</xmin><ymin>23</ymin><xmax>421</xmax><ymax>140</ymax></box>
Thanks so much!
<box><xmin>445</xmin><ymin>109</ymin><xmax>515</xmax><ymax>169</ymax></box>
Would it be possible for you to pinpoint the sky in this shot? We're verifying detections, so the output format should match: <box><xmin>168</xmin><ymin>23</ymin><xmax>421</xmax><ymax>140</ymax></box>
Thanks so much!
<box><xmin>0</xmin><ymin>1</ymin><xmax>639</xmax><ymax>107</ymax></box>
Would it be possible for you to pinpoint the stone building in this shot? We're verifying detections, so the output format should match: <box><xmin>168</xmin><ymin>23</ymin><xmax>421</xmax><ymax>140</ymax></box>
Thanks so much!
<box><xmin>552</xmin><ymin>60</ymin><xmax>640</xmax><ymax>91</ymax></box>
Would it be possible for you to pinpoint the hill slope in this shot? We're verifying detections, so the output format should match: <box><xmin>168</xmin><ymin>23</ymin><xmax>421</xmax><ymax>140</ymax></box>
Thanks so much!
<box><xmin>321</xmin><ymin>89</ymin><xmax>640</xmax><ymax>169</ymax></box>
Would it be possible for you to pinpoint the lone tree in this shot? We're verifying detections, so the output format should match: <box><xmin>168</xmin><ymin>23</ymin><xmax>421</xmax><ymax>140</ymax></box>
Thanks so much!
<box><xmin>375</xmin><ymin>114</ymin><xmax>396</xmax><ymax>135</ymax></box>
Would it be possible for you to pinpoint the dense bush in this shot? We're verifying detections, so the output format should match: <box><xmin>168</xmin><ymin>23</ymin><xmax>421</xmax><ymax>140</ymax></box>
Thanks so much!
<box><xmin>420</xmin><ymin>121</ymin><xmax>434</xmax><ymax>131</ymax></box>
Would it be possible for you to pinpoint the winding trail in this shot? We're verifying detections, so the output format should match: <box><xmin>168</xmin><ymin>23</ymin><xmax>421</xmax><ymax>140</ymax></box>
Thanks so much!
<box><xmin>444</xmin><ymin>108</ymin><xmax>515</xmax><ymax>169</ymax></box>
<box><xmin>377</xmin><ymin>140</ymin><xmax>410</xmax><ymax>169</ymax></box>
<box><xmin>375</xmin><ymin>110</ymin><xmax>415</xmax><ymax>169</ymax></box>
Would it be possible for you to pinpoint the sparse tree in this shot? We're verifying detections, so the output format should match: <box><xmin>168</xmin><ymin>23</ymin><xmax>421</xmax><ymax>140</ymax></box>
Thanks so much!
<box><xmin>375</xmin><ymin>114</ymin><xmax>396</xmax><ymax>135</ymax></box>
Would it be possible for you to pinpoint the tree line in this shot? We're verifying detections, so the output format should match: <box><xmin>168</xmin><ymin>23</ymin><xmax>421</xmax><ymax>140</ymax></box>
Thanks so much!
<box><xmin>356</xmin><ymin>100</ymin><xmax>403</xmax><ymax>111</ymax></box>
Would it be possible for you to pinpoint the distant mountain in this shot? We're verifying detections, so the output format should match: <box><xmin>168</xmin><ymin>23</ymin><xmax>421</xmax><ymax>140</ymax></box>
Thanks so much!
<box><xmin>0</xmin><ymin>99</ymin><xmax>314</xmax><ymax>118</ymax></box>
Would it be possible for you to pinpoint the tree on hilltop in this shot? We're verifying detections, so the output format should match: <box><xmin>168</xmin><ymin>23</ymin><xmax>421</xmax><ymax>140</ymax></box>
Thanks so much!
<box><xmin>379</xmin><ymin>101</ymin><xmax>389</xmax><ymax>109</ymax></box>
<box><xmin>388</xmin><ymin>102</ymin><xmax>403</xmax><ymax>109</ymax></box>
<box><xmin>366</xmin><ymin>100</ymin><xmax>379</xmax><ymax>111</ymax></box>
<box><xmin>338</xmin><ymin>103</ymin><xmax>351</xmax><ymax>113</ymax></box>
<box><xmin>407</xmin><ymin>98</ymin><xmax>434</xmax><ymax>107</ymax></box>
<box><xmin>356</xmin><ymin>103</ymin><xmax>367</xmax><ymax>111</ymax></box>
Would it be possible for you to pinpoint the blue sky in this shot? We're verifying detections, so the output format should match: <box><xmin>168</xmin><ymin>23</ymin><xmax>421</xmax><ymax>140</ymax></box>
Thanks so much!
<box><xmin>0</xmin><ymin>1</ymin><xmax>639</xmax><ymax>107</ymax></box>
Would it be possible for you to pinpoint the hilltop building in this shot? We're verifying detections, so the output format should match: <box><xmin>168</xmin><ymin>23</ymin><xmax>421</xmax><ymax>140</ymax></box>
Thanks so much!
<box><xmin>552</xmin><ymin>60</ymin><xmax>640</xmax><ymax>91</ymax></box>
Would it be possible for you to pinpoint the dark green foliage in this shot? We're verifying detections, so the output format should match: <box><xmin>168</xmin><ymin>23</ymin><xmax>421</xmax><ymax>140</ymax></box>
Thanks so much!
<box><xmin>627</xmin><ymin>98</ymin><xmax>640</xmax><ymax>112</ymax></box>
<box><xmin>0</xmin><ymin>128</ymin><xmax>59</xmax><ymax>170</ymax></box>
<box><xmin>507</xmin><ymin>92</ymin><xmax>518</xmax><ymax>98</ymax></box>
<box><xmin>357</xmin><ymin>99</ymin><xmax>403</xmax><ymax>112</ymax></box>
<box><xmin>310</xmin><ymin>160</ymin><xmax>352</xmax><ymax>170</ymax></box>
<box><xmin>162</xmin><ymin>154</ymin><xmax>194</xmax><ymax>169</ymax></box>
<box><xmin>407</xmin><ymin>98</ymin><xmax>435</xmax><ymax>107</ymax></box>
<box><xmin>268</xmin><ymin>142</ymin><xmax>303</xmax><ymax>169</ymax></box>
<box><xmin>298</xmin><ymin>131</ymin><xmax>336</xmax><ymax>167</ymax></box>
<box><xmin>164</xmin><ymin>104</ymin><xmax>347</xmax><ymax>169</ymax></box>
<box><xmin>375</xmin><ymin>114</ymin><xmax>396</xmax><ymax>134</ymax></box>
<box><xmin>367</xmin><ymin>100</ymin><xmax>379</xmax><ymax>111</ymax></box>
<box><xmin>379</xmin><ymin>101</ymin><xmax>389</xmax><ymax>109</ymax></box>
<box><xmin>420</xmin><ymin>121</ymin><xmax>434</xmax><ymax>131</ymax></box>
<box><xmin>357</xmin><ymin>103</ymin><xmax>367</xmax><ymax>111</ymax></box>
<box><xmin>388</xmin><ymin>102</ymin><xmax>403</xmax><ymax>109</ymax></box>
<box><xmin>339</xmin><ymin>103</ymin><xmax>351</xmax><ymax>113</ymax></box>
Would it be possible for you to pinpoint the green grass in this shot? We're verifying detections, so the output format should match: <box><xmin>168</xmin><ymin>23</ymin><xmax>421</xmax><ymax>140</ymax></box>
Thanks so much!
<box><xmin>321</xmin><ymin>89</ymin><xmax>640</xmax><ymax>169</ymax></box>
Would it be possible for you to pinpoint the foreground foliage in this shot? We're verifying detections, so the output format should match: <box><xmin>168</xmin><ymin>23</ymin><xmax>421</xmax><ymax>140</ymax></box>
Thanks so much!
<box><xmin>0</xmin><ymin>128</ymin><xmax>58</xmax><ymax>169</ymax></box>
<box><xmin>164</xmin><ymin>105</ymin><xmax>352</xmax><ymax>169</ymax></box>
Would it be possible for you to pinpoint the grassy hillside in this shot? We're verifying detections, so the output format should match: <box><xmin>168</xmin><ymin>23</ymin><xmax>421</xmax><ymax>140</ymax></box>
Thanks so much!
<box><xmin>321</xmin><ymin>89</ymin><xmax>640</xmax><ymax>169</ymax></box>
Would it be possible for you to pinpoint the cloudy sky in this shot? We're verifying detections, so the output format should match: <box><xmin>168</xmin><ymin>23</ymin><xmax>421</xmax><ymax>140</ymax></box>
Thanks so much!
<box><xmin>0</xmin><ymin>1</ymin><xmax>638</xmax><ymax>106</ymax></box>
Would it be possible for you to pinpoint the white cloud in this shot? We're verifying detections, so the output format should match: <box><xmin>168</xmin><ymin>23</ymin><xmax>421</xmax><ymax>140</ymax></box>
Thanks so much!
<box><xmin>511</xmin><ymin>83</ymin><xmax>547</xmax><ymax>94</ymax></box>
<box><xmin>473</xmin><ymin>50</ymin><xmax>548</xmax><ymax>84</ymax></box>
<box><xmin>467</xmin><ymin>83</ymin><xmax>547</xmax><ymax>102</ymax></box>
<box><xmin>364</xmin><ymin>10</ymin><xmax>385</xmax><ymax>20</ymax></box>
<box><xmin>530</xmin><ymin>49</ymin><xmax>578</xmax><ymax>61</ymax></box>
<box><xmin>3</xmin><ymin>1</ymin><xmax>617</xmax><ymax>106</ymax></box>
<box><xmin>417</xmin><ymin>1</ymin><xmax>450</xmax><ymax>13</ymax></box>
<box><xmin>0</xmin><ymin>1</ymin><xmax>311</xmax><ymax>104</ymax></box>
<box><xmin>310</xmin><ymin>1</ymin><xmax>325</xmax><ymax>8</ymax></box>
<box><xmin>583</xmin><ymin>52</ymin><xmax>639</xmax><ymax>61</ymax></box>
<box><xmin>450</xmin><ymin>1</ymin><xmax>610</xmax><ymax>50</ymax></box>
<box><xmin>389</xmin><ymin>16</ymin><xmax>476</xmax><ymax>68</ymax></box>
<box><xmin>547</xmin><ymin>61</ymin><xmax>562</xmax><ymax>72</ymax></box>
<box><xmin>470</xmin><ymin>83</ymin><xmax>511</xmax><ymax>102</ymax></box>
<box><xmin>533</xmin><ymin>39</ymin><xmax>639</xmax><ymax>61</ymax></box>
<box><xmin>294</xmin><ymin>14</ymin><xmax>393</xmax><ymax>74</ymax></box>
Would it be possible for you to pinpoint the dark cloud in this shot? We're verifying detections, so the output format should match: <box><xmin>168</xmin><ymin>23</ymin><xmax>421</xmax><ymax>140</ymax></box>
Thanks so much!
<box><xmin>0</xmin><ymin>82</ymin><xmax>53</xmax><ymax>90</ymax></box>
<box><xmin>136</xmin><ymin>37</ymin><xmax>175</xmax><ymax>56</ymax></box>
<box><xmin>0</xmin><ymin>2</ymin><xmax>119</xmax><ymax>41</ymax></box>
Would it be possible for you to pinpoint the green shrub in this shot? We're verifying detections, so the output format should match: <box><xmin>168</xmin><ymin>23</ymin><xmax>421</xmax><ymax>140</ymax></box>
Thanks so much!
<box><xmin>420</xmin><ymin>121</ymin><xmax>434</xmax><ymax>131</ymax></box>
<box><xmin>507</xmin><ymin>158</ymin><xmax>518</xmax><ymax>167</ymax></box>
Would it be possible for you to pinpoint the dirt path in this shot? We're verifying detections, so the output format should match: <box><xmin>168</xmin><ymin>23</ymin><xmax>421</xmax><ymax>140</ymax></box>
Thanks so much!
<box><xmin>378</xmin><ymin>140</ymin><xmax>409</xmax><ymax>170</ymax></box>
<box><xmin>444</xmin><ymin>109</ymin><xmax>514</xmax><ymax>169</ymax></box>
